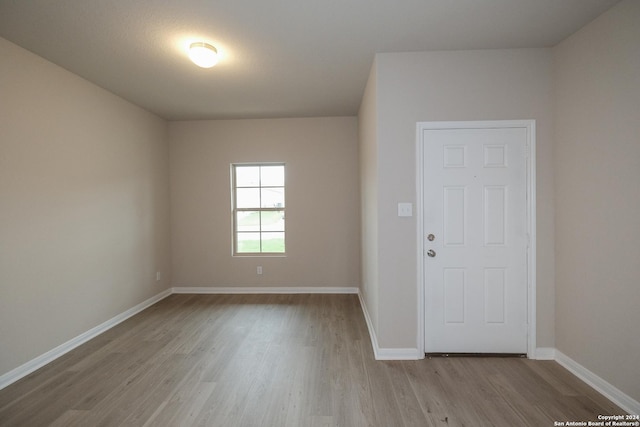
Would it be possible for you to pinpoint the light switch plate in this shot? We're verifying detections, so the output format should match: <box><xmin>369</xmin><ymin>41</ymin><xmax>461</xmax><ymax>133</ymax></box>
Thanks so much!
<box><xmin>398</xmin><ymin>202</ymin><xmax>413</xmax><ymax>217</ymax></box>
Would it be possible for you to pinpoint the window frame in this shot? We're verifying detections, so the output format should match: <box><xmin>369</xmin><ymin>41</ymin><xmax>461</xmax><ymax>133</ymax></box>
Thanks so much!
<box><xmin>231</xmin><ymin>162</ymin><xmax>286</xmax><ymax>257</ymax></box>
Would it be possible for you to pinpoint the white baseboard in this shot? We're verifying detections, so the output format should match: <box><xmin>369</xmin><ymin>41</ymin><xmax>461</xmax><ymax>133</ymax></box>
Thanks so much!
<box><xmin>357</xmin><ymin>292</ymin><xmax>422</xmax><ymax>361</ymax></box>
<box><xmin>375</xmin><ymin>347</ymin><xmax>424</xmax><ymax>360</ymax></box>
<box><xmin>357</xmin><ymin>291</ymin><xmax>381</xmax><ymax>358</ymax></box>
<box><xmin>534</xmin><ymin>347</ymin><xmax>556</xmax><ymax>360</ymax></box>
<box><xmin>171</xmin><ymin>286</ymin><xmax>359</xmax><ymax>294</ymax></box>
<box><xmin>555</xmin><ymin>350</ymin><xmax>640</xmax><ymax>415</ymax></box>
<box><xmin>0</xmin><ymin>288</ymin><xmax>172</xmax><ymax>391</ymax></box>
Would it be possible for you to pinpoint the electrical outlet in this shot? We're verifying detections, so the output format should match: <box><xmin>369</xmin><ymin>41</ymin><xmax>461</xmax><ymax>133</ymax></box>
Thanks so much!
<box><xmin>397</xmin><ymin>202</ymin><xmax>413</xmax><ymax>217</ymax></box>
<box><xmin>156</xmin><ymin>271</ymin><xmax>161</xmax><ymax>281</ymax></box>
<box><xmin>257</xmin><ymin>266</ymin><xmax>263</xmax><ymax>275</ymax></box>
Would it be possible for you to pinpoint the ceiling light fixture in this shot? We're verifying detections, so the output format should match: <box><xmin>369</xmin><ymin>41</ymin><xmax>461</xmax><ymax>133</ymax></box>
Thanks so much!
<box><xmin>188</xmin><ymin>42</ymin><xmax>218</xmax><ymax>68</ymax></box>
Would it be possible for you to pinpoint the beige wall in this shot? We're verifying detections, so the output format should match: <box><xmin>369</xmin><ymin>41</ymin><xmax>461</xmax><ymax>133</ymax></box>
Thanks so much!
<box><xmin>358</xmin><ymin>62</ymin><xmax>380</xmax><ymax>333</ymax></box>
<box><xmin>169</xmin><ymin>117</ymin><xmax>360</xmax><ymax>288</ymax></box>
<box><xmin>362</xmin><ymin>48</ymin><xmax>555</xmax><ymax>349</ymax></box>
<box><xmin>554</xmin><ymin>0</ymin><xmax>640</xmax><ymax>403</ymax></box>
<box><xmin>0</xmin><ymin>38</ymin><xmax>171</xmax><ymax>376</ymax></box>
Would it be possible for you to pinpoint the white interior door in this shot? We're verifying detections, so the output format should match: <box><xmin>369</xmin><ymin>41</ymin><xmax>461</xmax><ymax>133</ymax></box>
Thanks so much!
<box><xmin>422</xmin><ymin>125</ymin><xmax>529</xmax><ymax>354</ymax></box>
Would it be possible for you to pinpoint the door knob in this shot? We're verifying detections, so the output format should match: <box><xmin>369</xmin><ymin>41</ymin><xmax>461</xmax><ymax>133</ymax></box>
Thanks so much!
<box><xmin>427</xmin><ymin>249</ymin><xmax>436</xmax><ymax>257</ymax></box>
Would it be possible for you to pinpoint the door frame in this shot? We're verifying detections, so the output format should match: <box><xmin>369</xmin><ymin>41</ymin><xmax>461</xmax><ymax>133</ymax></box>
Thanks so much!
<box><xmin>416</xmin><ymin>120</ymin><xmax>537</xmax><ymax>358</ymax></box>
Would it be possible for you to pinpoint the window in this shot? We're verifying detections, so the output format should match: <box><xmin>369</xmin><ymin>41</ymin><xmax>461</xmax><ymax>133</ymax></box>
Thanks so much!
<box><xmin>232</xmin><ymin>163</ymin><xmax>285</xmax><ymax>255</ymax></box>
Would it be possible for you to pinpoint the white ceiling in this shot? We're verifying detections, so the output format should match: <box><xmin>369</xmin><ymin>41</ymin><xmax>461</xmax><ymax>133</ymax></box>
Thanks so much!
<box><xmin>0</xmin><ymin>0</ymin><xmax>619</xmax><ymax>120</ymax></box>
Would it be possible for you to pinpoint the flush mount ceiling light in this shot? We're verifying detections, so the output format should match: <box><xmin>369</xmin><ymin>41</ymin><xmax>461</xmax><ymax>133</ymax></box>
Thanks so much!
<box><xmin>188</xmin><ymin>42</ymin><xmax>218</xmax><ymax>68</ymax></box>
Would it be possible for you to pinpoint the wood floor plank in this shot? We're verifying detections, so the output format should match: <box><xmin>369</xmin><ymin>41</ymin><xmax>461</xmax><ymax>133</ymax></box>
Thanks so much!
<box><xmin>362</xmin><ymin>358</ymin><xmax>406</xmax><ymax>426</ymax></box>
<box><xmin>403</xmin><ymin>360</ymin><xmax>465</xmax><ymax>426</ymax></box>
<box><xmin>384</xmin><ymin>362</ymin><xmax>431</xmax><ymax>427</ymax></box>
<box><xmin>48</xmin><ymin>409</ymin><xmax>90</xmax><ymax>427</ymax></box>
<box><xmin>0</xmin><ymin>294</ymin><xmax>627</xmax><ymax>427</ymax></box>
<box><xmin>487</xmin><ymin>368</ymin><xmax>556</xmax><ymax>425</ymax></box>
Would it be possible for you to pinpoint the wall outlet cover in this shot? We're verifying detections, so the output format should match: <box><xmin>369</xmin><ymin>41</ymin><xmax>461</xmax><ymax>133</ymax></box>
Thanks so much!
<box><xmin>398</xmin><ymin>202</ymin><xmax>413</xmax><ymax>217</ymax></box>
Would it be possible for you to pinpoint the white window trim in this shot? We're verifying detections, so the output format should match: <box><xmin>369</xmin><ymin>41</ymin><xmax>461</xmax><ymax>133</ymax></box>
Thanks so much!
<box><xmin>231</xmin><ymin>162</ymin><xmax>286</xmax><ymax>257</ymax></box>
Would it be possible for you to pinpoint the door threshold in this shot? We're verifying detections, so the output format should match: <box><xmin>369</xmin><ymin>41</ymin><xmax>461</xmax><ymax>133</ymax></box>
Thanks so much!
<box><xmin>426</xmin><ymin>353</ymin><xmax>526</xmax><ymax>358</ymax></box>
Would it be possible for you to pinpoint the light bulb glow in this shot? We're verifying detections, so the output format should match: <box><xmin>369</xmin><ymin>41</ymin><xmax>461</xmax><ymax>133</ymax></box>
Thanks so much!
<box><xmin>188</xmin><ymin>42</ymin><xmax>218</xmax><ymax>68</ymax></box>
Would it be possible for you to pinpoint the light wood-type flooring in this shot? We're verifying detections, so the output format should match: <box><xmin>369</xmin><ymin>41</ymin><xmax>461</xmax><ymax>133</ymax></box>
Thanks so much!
<box><xmin>0</xmin><ymin>294</ymin><xmax>624</xmax><ymax>426</ymax></box>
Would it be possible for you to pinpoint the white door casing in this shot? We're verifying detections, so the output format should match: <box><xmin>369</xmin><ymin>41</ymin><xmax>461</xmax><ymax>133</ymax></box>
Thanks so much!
<box><xmin>416</xmin><ymin>120</ymin><xmax>536</xmax><ymax>356</ymax></box>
